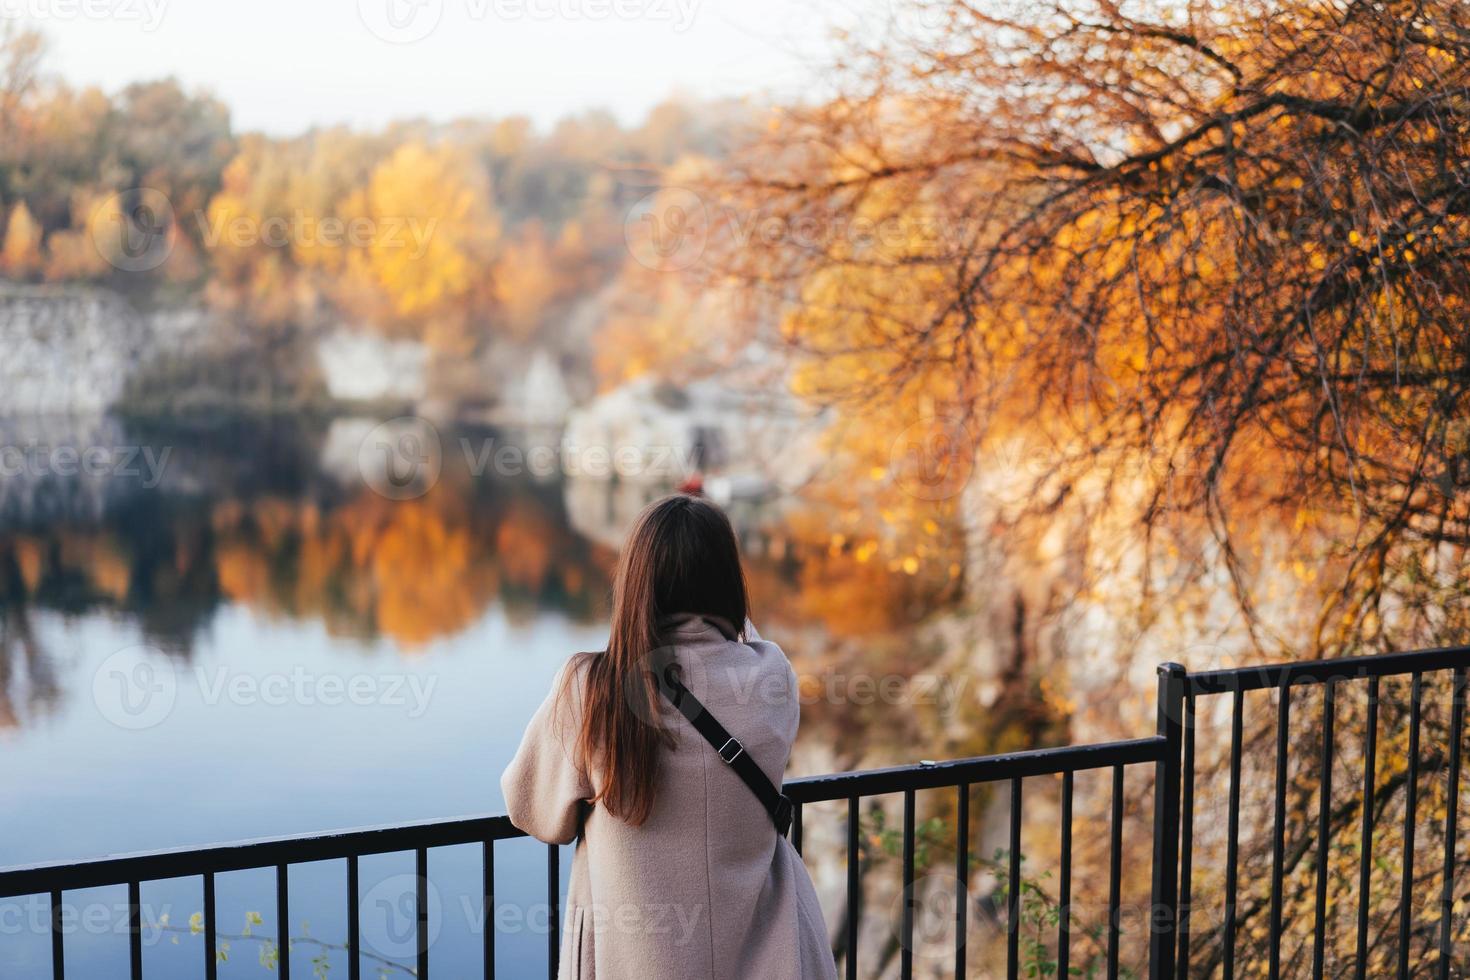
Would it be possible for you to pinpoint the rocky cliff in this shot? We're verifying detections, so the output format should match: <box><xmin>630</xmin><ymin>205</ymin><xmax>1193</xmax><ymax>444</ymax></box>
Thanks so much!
<box><xmin>0</xmin><ymin>286</ymin><xmax>164</xmax><ymax>414</ymax></box>
<box><xmin>0</xmin><ymin>283</ymin><xmax>331</xmax><ymax>416</ymax></box>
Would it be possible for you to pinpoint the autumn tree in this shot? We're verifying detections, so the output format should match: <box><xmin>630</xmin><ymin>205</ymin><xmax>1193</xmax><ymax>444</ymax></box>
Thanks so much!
<box><xmin>712</xmin><ymin>0</ymin><xmax>1470</xmax><ymax>659</ymax></box>
<box><xmin>704</xmin><ymin>0</ymin><xmax>1470</xmax><ymax>973</ymax></box>
<box><xmin>204</xmin><ymin>129</ymin><xmax>388</xmax><ymax>325</ymax></box>
<box><xmin>335</xmin><ymin>142</ymin><xmax>500</xmax><ymax>351</ymax></box>
<box><xmin>0</xmin><ymin>23</ymin><xmax>42</xmax><ymax>159</ymax></box>
<box><xmin>489</xmin><ymin>220</ymin><xmax>558</xmax><ymax>338</ymax></box>
<box><xmin>0</xmin><ymin>27</ymin><xmax>233</xmax><ymax>288</ymax></box>
<box><xmin>1</xmin><ymin>200</ymin><xmax>42</xmax><ymax>278</ymax></box>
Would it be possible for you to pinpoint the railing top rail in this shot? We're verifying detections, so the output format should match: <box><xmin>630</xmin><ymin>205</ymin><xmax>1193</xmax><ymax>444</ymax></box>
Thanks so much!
<box><xmin>0</xmin><ymin>736</ymin><xmax>1165</xmax><ymax>899</ymax></box>
<box><xmin>0</xmin><ymin>813</ymin><xmax>522</xmax><ymax>899</ymax></box>
<box><xmin>784</xmin><ymin>736</ymin><xmax>1165</xmax><ymax>804</ymax></box>
<box><xmin>1186</xmin><ymin>644</ymin><xmax>1469</xmax><ymax>696</ymax></box>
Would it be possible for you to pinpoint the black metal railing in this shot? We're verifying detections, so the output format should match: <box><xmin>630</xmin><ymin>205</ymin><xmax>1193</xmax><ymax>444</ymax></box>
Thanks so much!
<box><xmin>1178</xmin><ymin>645</ymin><xmax>1467</xmax><ymax>980</ymax></box>
<box><xmin>785</xmin><ymin>732</ymin><xmax>1175</xmax><ymax>980</ymax></box>
<box><xmin>1</xmin><ymin>645</ymin><xmax>1464</xmax><ymax>980</ymax></box>
<box><xmin>0</xmin><ymin>733</ymin><xmax>1178</xmax><ymax>980</ymax></box>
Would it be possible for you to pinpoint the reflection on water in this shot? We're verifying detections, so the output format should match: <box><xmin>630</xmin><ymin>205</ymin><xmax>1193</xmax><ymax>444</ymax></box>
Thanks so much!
<box><xmin>0</xmin><ymin>414</ymin><xmax>960</xmax><ymax>741</ymax></box>
<box><xmin>0</xmin><ymin>416</ymin><xmax>619</xmax><ymax>728</ymax></box>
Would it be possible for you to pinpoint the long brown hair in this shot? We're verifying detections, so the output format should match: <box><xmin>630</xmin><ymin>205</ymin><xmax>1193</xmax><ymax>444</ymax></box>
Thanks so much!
<box><xmin>567</xmin><ymin>493</ymin><xmax>749</xmax><ymax>826</ymax></box>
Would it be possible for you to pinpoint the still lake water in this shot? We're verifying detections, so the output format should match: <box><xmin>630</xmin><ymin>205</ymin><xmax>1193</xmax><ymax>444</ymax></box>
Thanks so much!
<box><xmin>0</xmin><ymin>413</ymin><xmax>846</xmax><ymax>978</ymax></box>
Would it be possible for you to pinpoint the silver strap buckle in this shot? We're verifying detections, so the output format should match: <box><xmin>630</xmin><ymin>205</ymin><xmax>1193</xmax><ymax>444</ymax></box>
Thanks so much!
<box><xmin>717</xmin><ymin>737</ymin><xmax>744</xmax><ymax>764</ymax></box>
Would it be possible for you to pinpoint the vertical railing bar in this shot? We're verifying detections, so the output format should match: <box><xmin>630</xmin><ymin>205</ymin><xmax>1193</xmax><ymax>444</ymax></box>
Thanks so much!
<box><xmin>901</xmin><ymin>788</ymin><xmax>915</xmax><ymax>980</ymax></box>
<box><xmin>416</xmin><ymin>846</ymin><xmax>429</xmax><ymax>980</ymax></box>
<box><xmin>1355</xmin><ymin>675</ymin><xmax>1380</xmax><ymax>980</ymax></box>
<box><xmin>547</xmin><ymin>844</ymin><xmax>560</xmax><ymax>980</ymax></box>
<box><xmin>1223</xmin><ymin>688</ymin><xmax>1243</xmax><ymax>980</ymax></box>
<box><xmin>1107</xmin><ymin>764</ymin><xmax>1124</xmax><ymax>980</ymax></box>
<box><xmin>128</xmin><ymin>879</ymin><xmax>142</xmax><ymax>980</ymax></box>
<box><xmin>792</xmin><ymin>802</ymin><xmax>803</xmax><ymax>855</ymax></box>
<box><xmin>1007</xmin><ymin>776</ymin><xmax>1022</xmax><ymax>980</ymax></box>
<box><xmin>50</xmin><ymin>888</ymin><xmax>63</xmax><ymax>980</ymax></box>
<box><xmin>1058</xmin><ymin>770</ymin><xmax>1073</xmax><ymax>980</ymax></box>
<box><xmin>1268</xmin><ymin>674</ymin><xmax>1291</xmax><ymax>980</ymax></box>
<box><xmin>347</xmin><ymin>856</ymin><xmax>360</xmax><ymax>980</ymax></box>
<box><xmin>1397</xmin><ymin>672</ymin><xmax>1422</xmax><ymax>980</ymax></box>
<box><xmin>1438</xmin><ymin>667</ymin><xmax>1465</xmax><ymax>980</ymax></box>
<box><xmin>204</xmin><ymin>871</ymin><xmax>218</xmax><ymax>980</ymax></box>
<box><xmin>1177</xmin><ymin>693</ymin><xmax>1196</xmax><ymax>980</ymax></box>
<box><xmin>484</xmin><ymin>841</ymin><xmax>495</xmax><ymax>980</ymax></box>
<box><xmin>955</xmin><ymin>782</ymin><xmax>968</xmax><ymax>980</ymax></box>
<box><xmin>277</xmin><ymin>863</ymin><xmax>290</xmax><ymax>980</ymax></box>
<box><xmin>846</xmin><ymin>796</ymin><xmax>859</xmax><ymax>980</ymax></box>
<box><xmin>1151</xmin><ymin>663</ymin><xmax>1185</xmax><ymax>980</ymax></box>
<box><xmin>1312</xmin><ymin>680</ymin><xmax>1336</xmax><ymax>980</ymax></box>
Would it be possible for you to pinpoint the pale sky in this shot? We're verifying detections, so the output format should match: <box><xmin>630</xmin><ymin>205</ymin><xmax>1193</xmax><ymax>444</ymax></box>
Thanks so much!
<box><xmin>15</xmin><ymin>0</ymin><xmax>884</xmax><ymax>134</ymax></box>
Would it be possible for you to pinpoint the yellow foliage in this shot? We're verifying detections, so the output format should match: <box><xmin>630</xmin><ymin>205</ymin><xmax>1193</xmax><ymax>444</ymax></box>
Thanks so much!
<box><xmin>337</xmin><ymin>142</ymin><xmax>499</xmax><ymax>346</ymax></box>
<box><xmin>1</xmin><ymin>201</ymin><xmax>43</xmax><ymax>278</ymax></box>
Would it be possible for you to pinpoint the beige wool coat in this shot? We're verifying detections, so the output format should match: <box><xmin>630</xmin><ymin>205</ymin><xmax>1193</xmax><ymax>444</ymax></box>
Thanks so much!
<box><xmin>501</xmin><ymin>615</ymin><xmax>837</xmax><ymax>980</ymax></box>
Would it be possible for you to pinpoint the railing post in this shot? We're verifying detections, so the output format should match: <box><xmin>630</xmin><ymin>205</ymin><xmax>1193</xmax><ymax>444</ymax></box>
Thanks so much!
<box><xmin>1149</xmin><ymin>662</ymin><xmax>1186</xmax><ymax>980</ymax></box>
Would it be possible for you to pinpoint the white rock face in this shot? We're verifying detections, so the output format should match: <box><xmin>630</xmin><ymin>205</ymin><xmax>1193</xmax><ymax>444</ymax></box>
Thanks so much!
<box><xmin>956</xmin><ymin>437</ymin><xmax>1313</xmax><ymax>743</ymax></box>
<box><xmin>560</xmin><ymin>376</ymin><xmax>823</xmax><ymax>546</ymax></box>
<box><xmin>314</xmin><ymin>329</ymin><xmax>429</xmax><ymax>403</ymax></box>
<box><xmin>0</xmin><ymin>286</ymin><xmax>152</xmax><ymax>414</ymax></box>
<box><xmin>509</xmin><ymin>349</ymin><xmax>574</xmax><ymax>427</ymax></box>
<box><xmin>0</xmin><ymin>285</ymin><xmax>224</xmax><ymax>415</ymax></box>
<box><xmin>562</xmin><ymin>377</ymin><xmax>819</xmax><ymax>485</ymax></box>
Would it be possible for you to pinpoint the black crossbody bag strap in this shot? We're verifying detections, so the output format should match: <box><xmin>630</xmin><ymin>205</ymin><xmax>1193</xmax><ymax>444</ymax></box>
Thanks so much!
<box><xmin>656</xmin><ymin>667</ymin><xmax>794</xmax><ymax>837</ymax></box>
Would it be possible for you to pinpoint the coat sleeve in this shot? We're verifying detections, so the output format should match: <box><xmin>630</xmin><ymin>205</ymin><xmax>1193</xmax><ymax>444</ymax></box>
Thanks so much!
<box><xmin>500</xmin><ymin>660</ymin><xmax>593</xmax><ymax>845</ymax></box>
